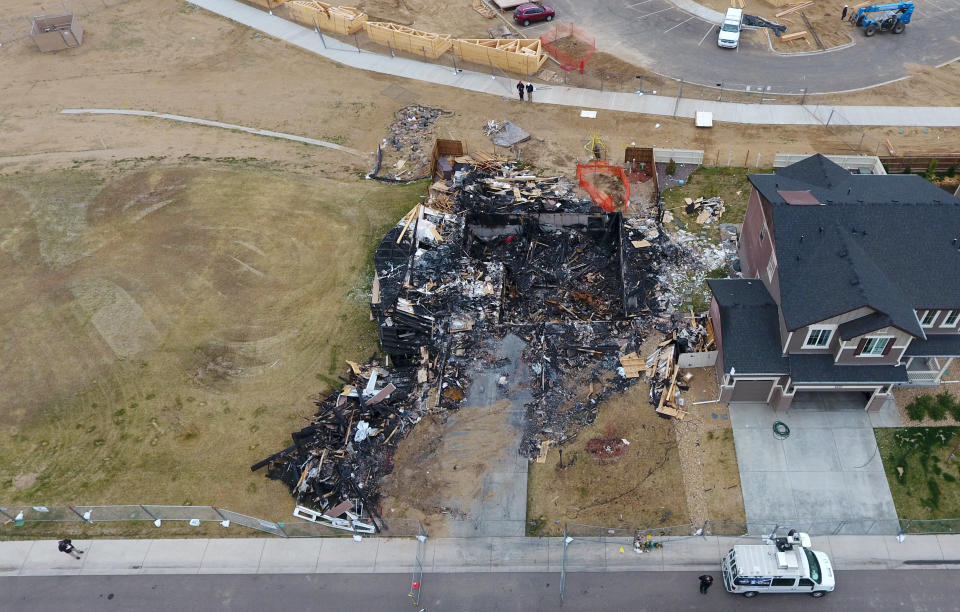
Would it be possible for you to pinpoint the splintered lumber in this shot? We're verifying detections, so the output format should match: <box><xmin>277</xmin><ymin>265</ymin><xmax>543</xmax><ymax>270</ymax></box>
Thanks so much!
<box><xmin>776</xmin><ymin>1</ymin><xmax>813</xmax><ymax>17</ymax></box>
<box><xmin>536</xmin><ymin>440</ymin><xmax>551</xmax><ymax>464</ymax></box>
<box><xmin>364</xmin><ymin>22</ymin><xmax>452</xmax><ymax>59</ymax></box>
<box><xmin>452</xmin><ymin>38</ymin><xmax>548</xmax><ymax>74</ymax></box>
<box><xmin>619</xmin><ymin>352</ymin><xmax>645</xmax><ymax>378</ymax></box>
<box><xmin>781</xmin><ymin>31</ymin><xmax>808</xmax><ymax>41</ymax></box>
<box><xmin>472</xmin><ymin>0</ymin><xmax>496</xmax><ymax>18</ymax></box>
<box><xmin>885</xmin><ymin>139</ymin><xmax>897</xmax><ymax>155</ymax></box>
<box><xmin>396</xmin><ymin>204</ymin><xmax>420</xmax><ymax>244</ymax></box>
<box><xmin>285</xmin><ymin>1</ymin><xmax>368</xmax><ymax>34</ymax></box>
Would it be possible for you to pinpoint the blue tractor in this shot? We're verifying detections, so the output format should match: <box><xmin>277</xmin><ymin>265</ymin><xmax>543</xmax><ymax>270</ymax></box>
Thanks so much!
<box><xmin>853</xmin><ymin>1</ymin><xmax>914</xmax><ymax>36</ymax></box>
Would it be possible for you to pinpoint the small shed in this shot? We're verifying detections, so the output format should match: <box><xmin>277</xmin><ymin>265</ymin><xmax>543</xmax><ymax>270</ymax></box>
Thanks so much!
<box><xmin>30</xmin><ymin>14</ymin><xmax>83</xmax><ymax>52</ymax></box>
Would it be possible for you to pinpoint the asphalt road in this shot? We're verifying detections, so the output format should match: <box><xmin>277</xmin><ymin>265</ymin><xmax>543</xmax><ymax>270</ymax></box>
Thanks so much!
<box><xmin>521</xmin><ymin>0</ymin><xmax>960</xmax><ymax>93</ymax></box>
<box><xmin>3</xmin><ymin>570</ymin><xmax>960</xmax><ymax>611</ymax></box>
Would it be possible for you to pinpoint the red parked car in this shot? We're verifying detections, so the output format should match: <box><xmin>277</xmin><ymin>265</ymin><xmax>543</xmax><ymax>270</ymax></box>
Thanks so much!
<box><xmin>513</xmin><ymin>3</ymin><xmax>555</xmax><ymax>26</ymax></box>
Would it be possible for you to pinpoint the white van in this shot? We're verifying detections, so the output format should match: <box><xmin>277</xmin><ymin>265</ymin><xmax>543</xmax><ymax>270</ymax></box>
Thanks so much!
<box><xmin>721</xmin><ymin>531</ymin><xmax>835</xmax><ymax>598</ymax></box>
<box><xmin>718</xmin><ymin>8</ymin><xmax>743</xmax><ymax>48</ymax></box>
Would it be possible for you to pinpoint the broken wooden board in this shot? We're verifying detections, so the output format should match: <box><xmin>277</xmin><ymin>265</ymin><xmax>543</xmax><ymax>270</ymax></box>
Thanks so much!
<box><xmin>781</xmin><ymin>30</ymin><xmax>808</xmax><ymax>41</ymax></box>
<box><xmin>776</xmin><ymin>1</ymin><xmax>813</xmax><ymax>17</ymax></box>
<box><xmin>536</xmin><ymin>440</ymin><xmax>551</xmax><ymax>463</ymax></box>
<box><xmin>631</xmin><ymin>239</ymin><xmax>652</xmax><ymax>248</ymax></box>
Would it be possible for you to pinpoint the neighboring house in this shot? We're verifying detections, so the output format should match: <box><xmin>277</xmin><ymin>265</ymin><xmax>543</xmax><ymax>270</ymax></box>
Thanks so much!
<box><xmin>708</xmin><ymin>154</ymin><xmax>960</xmax><ymax>411</ymax></box>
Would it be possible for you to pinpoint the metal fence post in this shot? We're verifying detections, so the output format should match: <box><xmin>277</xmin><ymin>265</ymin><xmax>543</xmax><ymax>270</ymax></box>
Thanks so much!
<box><xmin>139</xmin><ymin>505</ymin><xmax>158</xmax><ymax>521</ymax></box>
<box><xmin>560</xmin><ymin>525</ymin><xmax>570</xmax><ymax>601</ymax></box>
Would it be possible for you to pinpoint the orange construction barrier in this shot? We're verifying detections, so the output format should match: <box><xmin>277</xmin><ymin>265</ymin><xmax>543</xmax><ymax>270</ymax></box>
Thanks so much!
<box><xmin>576</xmin><ymin>161</ymin><xmax>630</xmax><ymax>212</ymax></box>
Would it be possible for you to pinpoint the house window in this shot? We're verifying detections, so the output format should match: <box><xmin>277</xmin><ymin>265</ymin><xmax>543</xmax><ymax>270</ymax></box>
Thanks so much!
<box><xmin>804</xmin><ymin>327</ymin><xmax>833</xmax><ymax>348</ymax></box>
<box><xmin>759</xmin><ymin>226</ymin><xmax>766</xmax><ymax>242</ymax></box>
<box><xmin>766</xmin><ymin>256</ymin><xmax>776</xmax><ymax>281</ymax></box>
<box><xmin>859</xmin><ymin>337</ymin><xmax>892</xmax><ymax>356</ymax></box>
<box><xmin>921</xmin><ymin>310</ymin><xmax>938</xmax><ymax>327</ymax></box>
<box><xmin>942</xmin><ymin>310</ymin><xmax>959</xmax><ymax>328</ymax></box>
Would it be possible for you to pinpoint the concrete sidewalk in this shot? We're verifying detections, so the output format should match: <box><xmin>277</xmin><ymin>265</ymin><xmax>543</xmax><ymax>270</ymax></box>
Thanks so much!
<box><xmin>3</xmin><ymin>534</ymin><xmax>959</xmax><ymax>576</ymax></box>
<box><xmin>189</xmin><ymin>0</ymin><xmax>960</xmax><ymax>127</ymax></box>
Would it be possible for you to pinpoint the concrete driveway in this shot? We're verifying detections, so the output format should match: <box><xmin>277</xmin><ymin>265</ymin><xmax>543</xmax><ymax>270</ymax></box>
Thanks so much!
<box><xmin>729</xmin><ymin>394</ymin><xmax>900</xmax><ymax>534</ymax></box>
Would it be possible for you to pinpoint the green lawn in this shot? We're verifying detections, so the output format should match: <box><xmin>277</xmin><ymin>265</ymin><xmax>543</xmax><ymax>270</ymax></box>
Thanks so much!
<box><xmin>876</xmin><ymin>427</ymin><xmax>960</xmax><ymax>526</ymax></box>
<box><xmin>660</xmin><ymin>166</ymin><xmax>759</xmax><ymax>240</ymax></box>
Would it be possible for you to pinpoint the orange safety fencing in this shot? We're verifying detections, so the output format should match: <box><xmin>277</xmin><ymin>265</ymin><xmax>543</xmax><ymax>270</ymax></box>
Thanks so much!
<box><xmin>576</xmin><ymin>161</ymin><xmax>629</xmax><ymax>212</ymax></box>
<box><xmin>540</xmin><ymin>23</ymin><xmax>595</xmax><ymax>73</ymax></box>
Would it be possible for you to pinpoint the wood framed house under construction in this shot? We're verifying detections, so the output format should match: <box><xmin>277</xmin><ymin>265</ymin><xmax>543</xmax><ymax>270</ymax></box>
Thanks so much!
<box><xmin>284</xmin><ymin>1</ymin><xmax>368</xmax><ymax>35</ymax></box>
<box><xmin>452</xmin><ymin>39</ymin><xmax>547</xmax><ymax>75</ymax></box>
<box><xmin>363</xmin><ymin>22</ymin><xmax>452</xmax><ymax>59</ymax></box>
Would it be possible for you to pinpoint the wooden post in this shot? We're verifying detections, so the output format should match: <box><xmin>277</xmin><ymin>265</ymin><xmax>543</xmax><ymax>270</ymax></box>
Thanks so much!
<box><xmin>744</xmin><ymin>149</ymin><xmax>750</xmax><ymax>167</ymax></box>
<box><xmin>715</xmin><ymin>149</ymin><xmax>720</xmax><ymax>165</ymax></box>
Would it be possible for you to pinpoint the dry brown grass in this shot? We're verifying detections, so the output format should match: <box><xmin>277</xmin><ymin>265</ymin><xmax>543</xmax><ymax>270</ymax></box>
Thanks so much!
<box><xmin>0</xmin><ymin>163</ymin><xmax>425</xmax><ymax>524</ymax></box>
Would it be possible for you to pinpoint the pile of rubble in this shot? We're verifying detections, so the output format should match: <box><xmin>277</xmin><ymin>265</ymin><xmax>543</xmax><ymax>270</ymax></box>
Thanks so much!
<box><xmin>684</xmin><ymin>196</ymin><xmax>726</xmax><ymax>225</ymax></box>
<box><xmin>641</xmin><ymin>316</ymin><xmax>716</xmax><ymax>420</ymax></box>
<box><xmin>258</xmin><ymin>150</ymin><xmax>739</xmax><ymax>521</ymax></box>
<box><xmin>251</xmin><ymin>359</ymin><xmax>428</xmax><ymax>533</ymax></box>
<box><xmin>371</xmin><ymin>105</ymin><xmax>449</xmax><ymax>182</ymax></box>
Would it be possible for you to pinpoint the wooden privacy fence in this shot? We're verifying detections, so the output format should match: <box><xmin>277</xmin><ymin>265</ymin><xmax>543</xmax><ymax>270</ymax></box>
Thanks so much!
<box><xmin>363</xmin><ymin>22</ymin><xmax>452</xmax><ymax>59</ymax></box>
<box><xmin>285</xmin><ymin>0</ymin><xmax>367</xmax><ymax>35</ymax></box>
<box><xmin>879</xmin><ymin>155</ymin><xmax>960</xmax><ymax>173</ymax></box>
<box><xmin>452</xmin><ymin>39</ymin><xmax>547</xmax><ymax>75</ymax></box>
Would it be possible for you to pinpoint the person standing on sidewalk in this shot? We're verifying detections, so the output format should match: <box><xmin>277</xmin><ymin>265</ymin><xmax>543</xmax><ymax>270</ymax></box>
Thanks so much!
<box><xmin>58</xmin><ymin>538</ymin><xmax>84</xmax><ymax>559</ymax></box>
<box><xmin>698</xmin><ymin>574</ymin><xmax>714</xmax><ymax>594</ymax></box>
<box><xmin>525</xmin><ymin>82</ymin><xmax>534</xmax><ymax>102</ymax></box>
<box><xmin>516</xmin><ymin>80</ymin><xmax>525</xmax><ymax>101</ymax></box>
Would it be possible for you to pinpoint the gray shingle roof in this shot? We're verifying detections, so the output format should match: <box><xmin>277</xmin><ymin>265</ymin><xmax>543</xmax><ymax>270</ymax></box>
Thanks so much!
<box><xmin>708</xmin><ymin>278</ymin><xmax>789</xmax><ymax>375</ymax></box>
<box><xmin>836</xmin><ymin>313</ymin><xmax>893</xmax><ymax>340</ymax></box>
<box><xmin>904</xmin><ymin>335</ymin><xmax>960</xmax><ymax>357</ymax></box>
<box><xmin>789</xmin><ymin>354</ymin><xmax>909</xmax><ymax>384</ymax></box>
<box><xmin>749</xmin><ymin>155</ymin><xmax>960</xmax><ymax>339</ymax></box>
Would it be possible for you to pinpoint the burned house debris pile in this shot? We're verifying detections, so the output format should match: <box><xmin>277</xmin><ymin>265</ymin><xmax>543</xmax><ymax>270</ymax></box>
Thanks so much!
<box><xmin>250</xmin><ymin>360</ymin><xmax>430</xmax><ymax>532</ymax></box>
<box><xmin>369</xmin><ymin>156</ymin><xmax>677</xmax><ymax>458</ymax></box>
<box><xmin>257</xmin><ymin>151</ymin><xmax>737</xmax><ymax>520</ymax></box>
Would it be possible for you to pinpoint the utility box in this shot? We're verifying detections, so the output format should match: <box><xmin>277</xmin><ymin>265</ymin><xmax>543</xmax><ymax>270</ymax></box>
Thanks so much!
<box><xmin>30</xmin><ymin>14</ymin><xmax>83</xmax><ymax>52</ymax></box>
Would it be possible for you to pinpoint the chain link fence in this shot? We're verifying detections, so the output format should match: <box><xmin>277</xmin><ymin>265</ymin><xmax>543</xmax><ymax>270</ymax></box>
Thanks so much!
<box><xmin>0</xmin><ymin>504</ymin><xmax>425</xmax><ymax>538</ymax></box>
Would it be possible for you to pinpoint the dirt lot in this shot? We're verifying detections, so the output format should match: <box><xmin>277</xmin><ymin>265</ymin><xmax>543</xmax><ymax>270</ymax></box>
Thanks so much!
<box><xmin>0</xmin><ymin>0</ymin><xmax>950</xmax><ymax>530</ymax></box>
<box><xmin>526</xmin><ymin>377</ymin><xmax>689</xmax><ymax>536</ymax></box>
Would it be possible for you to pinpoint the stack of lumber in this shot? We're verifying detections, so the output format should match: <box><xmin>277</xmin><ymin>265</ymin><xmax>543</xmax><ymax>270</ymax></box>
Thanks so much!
<box><xmin>285</xmin><ymin>1</ymin><xmax>368</xmax><ymax>35</ymax></box>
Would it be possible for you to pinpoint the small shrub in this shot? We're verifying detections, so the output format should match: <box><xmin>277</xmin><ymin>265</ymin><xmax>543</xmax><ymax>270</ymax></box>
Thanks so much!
<box><xmin>925</xmin><ymin>159</ymin><xmax>938</xmax><ymax>181</ymax></box>
<box><xmin>944</xmin><ymin>473</ymin><xmax>956</xmax><ymax>483</ymax></box>
<box><xmin>706</xmin><ymin>266</ymin><xmax>728</xmax><ymax>279</ymax></box>
<box><xmin>947</xmin><ymin>165</ymin><xmax>957</xmax><ymax>177</ymax></box>
<box><xmin>949</xmin><ymin>401</ymin><xmax>960</xmax><ymax>423</ymax></box>
<box><xmin>666</xmin><ymin>158</ymin><xmax>677</xmax><ymax>176</ymax></box>
<box><xmin>902</xmin><ymin>165</ymin><xmax>912</xmax><ymax>175</ymax></box>
<box><xmin>907</xmin><ymin>395</ymin><xmax>931</xmax><ymax>421</ymax></box>
<box><xmin>928</xmin><ymin>394</ymin><xmax>949</xmax><ymax>421</ymax></box>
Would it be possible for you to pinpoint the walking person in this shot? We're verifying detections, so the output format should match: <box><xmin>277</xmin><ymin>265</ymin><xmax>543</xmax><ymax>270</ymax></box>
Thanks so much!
<box><xmin>841</xmin><ymin>4</ymin><xmax>848</xmax><ymax>20</ymax></box>
<box><xmin>525</xmin><ymin>82</ymin><xmax>534</xmax><ymax>102</ymax></box>
<box><xmin>516</xmin><ymin>80</ymin><xmax>525</xmax><ymax>101</ymax></box>
<box><xmin>698</xmin><ymin>574</ymin><xmax>714</xmax><ymax>594</ymax></box>
<box><xmin>58</xmin><ymin>538</ymin><xmax>84</xmax><ymax>559</ymax></box>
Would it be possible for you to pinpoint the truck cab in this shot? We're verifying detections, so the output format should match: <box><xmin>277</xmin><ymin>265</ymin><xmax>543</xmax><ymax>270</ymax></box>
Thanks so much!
<box><xmin>718</xmin><ymin>8</ymin><xmax>743</xmax><ymax>48</ymax></box>
<box><xmin>721</xmin><ymin>531</ymin><xmax>835</xmax><ymax>598</ymax></box>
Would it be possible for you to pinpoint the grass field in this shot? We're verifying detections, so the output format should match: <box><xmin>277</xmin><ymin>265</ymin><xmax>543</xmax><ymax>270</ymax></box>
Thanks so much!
<box><xmin>0</xmin><ymin>163</ymin><xmax>424</xmax><ymax>526</ymax></box>
<box><xmin>876</xmin><ymin>427</ymin><xmax>960</xmax><ymax>524</ymax></box>
<box><xmin>660</xmin><ymin>167</ymin><xmax>756</xmax><ymax>238</ymax></box>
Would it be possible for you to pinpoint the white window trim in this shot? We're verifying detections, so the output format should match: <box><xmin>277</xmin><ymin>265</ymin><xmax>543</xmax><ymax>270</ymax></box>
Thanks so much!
<box><xmin>803</xmin><ymin>325</ymin><xmax>836</xmax><ymax>348</ymax></box>
<box><xmin>858</xmin><ymin>336</ymin><xmax>893</xmax><ymax>357</ymax></box>
<box><xmin>920</xmin><ymin>309</ymin><xmax>938</xmax><ymax>328</ymax></box>
<box><xmin>766</xmin><ymin>255</ymin><xmax>777</xmax><ymax>282</ymax></box>
<box><xmin>941</xmin><ymin>310</ymin><xmax>959</xmax><ymax>328</ymax></box>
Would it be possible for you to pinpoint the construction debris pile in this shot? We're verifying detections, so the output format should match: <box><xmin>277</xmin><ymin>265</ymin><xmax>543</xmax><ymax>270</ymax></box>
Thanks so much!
<box><xmin>684</xmin><ymin>196</ymin><xmax>726</xmax><ymax>225</ymax></box>
<box><xmin>259</xmin><ymin>150</ymin><xmax>739</xmax><ymax>519</ymax></box>
<box><xmin>251</xmin><ymin>359</ymin><xmax>427</xmax><ymax>533</ymax></box>
<box><xmin>641</xmin><ymin>316</ymin><xmax>716</xmax><ymax>420</ymax></box>
<box><xmin>371</xmin><ymin>105</ymin><xmax>449</xmax><ymax>182</ymax></box>
<box><xmin>482</xmin><ymin>120</ymin><xmax>531</xmax><ymax>147</ymax></box>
